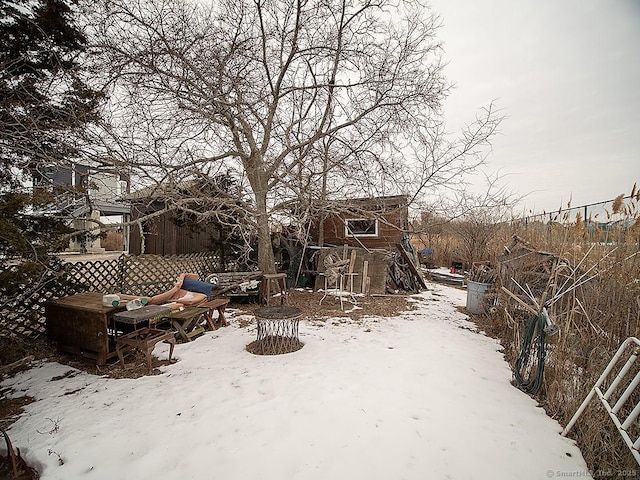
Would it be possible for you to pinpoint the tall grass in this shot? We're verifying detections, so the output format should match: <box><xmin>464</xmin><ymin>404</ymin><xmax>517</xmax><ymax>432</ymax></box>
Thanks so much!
<box><xmin>422</xmin><ymin>191</ymin><xmax>640</xmax><ymax>469</ymax></box>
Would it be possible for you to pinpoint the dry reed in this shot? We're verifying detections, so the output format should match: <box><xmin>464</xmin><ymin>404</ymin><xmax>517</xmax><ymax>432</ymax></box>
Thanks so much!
<box><xmin>422</xmin><ymin>191</ymin><xmax>640</xmax><ymax>469</ymax></box>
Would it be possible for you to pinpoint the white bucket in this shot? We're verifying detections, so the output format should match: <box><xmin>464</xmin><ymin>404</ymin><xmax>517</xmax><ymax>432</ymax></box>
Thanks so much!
<box><xmin>466</xmin><ymin>280</ymin><xmax>492</xmax><ymax>314</ymax></box>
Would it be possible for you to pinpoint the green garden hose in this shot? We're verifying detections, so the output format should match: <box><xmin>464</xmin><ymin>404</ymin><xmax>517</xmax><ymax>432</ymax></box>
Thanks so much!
<box><xmin>513</xmin><ymin>313</ymin><xmax>547</xmax><ymax>394</ymax></box>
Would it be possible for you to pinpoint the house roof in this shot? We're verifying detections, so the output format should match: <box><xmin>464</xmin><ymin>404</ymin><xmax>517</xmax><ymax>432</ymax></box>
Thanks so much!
<box><xmin>125</xmin><ymin>177</ymin><xmax>237</xmax><ymax>203</ymax></box>
<box><xmin>332</xmin><ymin>194</ymin><xmax>408</xmax><ymax>205</ymax></box>
<box><xmin>124</xmin><ymin>179</ymin><xmax>200</xmax><ymax>202</ymax></box>
<box><xmin>325</xmin><ymin>194</ymin><xmax>409</xmax><ymax>215</ymax></box>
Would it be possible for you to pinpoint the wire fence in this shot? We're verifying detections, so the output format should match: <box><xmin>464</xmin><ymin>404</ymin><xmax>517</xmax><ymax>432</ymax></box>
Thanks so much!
<box><xmin>517</xmin><ymin>194</ymin><xmax>638</xmax><ymax>227</ymax></box>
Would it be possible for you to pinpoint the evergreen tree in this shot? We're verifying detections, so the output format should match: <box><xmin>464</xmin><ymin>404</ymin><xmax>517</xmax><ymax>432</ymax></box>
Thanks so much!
<box><xmin>0</xmin><ymin>0</ymin><xmax>102</xmax><ymax>295</ymax></box>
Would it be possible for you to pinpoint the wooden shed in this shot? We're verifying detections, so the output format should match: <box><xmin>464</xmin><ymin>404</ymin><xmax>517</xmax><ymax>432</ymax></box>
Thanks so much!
<box><xmin>311</xmin><ymin>195</ymin><xmax>409</xmax><ymax>250</ymax></box>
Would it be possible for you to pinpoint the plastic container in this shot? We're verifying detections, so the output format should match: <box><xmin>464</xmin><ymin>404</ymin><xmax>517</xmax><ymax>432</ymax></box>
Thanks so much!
<box><xmin>466</xmin><ymin>280</ymin><xmax>492</xmax><ymax>314</ymax></box>
<box><xmin>125</xmin><ymin>297</ymin><xmax>149</xmax><ymax>311</ymax></box>
<box><xmin>102</xmin><ymin>294</ymin><xmax>121</xmax><ymax>308</ymax></box>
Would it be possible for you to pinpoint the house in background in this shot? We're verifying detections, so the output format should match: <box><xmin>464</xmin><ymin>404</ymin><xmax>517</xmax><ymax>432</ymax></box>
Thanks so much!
<box><xmin>33</xmin><ymin>163</ymin><xmax>130</xmax><ymax>253</ymax></box>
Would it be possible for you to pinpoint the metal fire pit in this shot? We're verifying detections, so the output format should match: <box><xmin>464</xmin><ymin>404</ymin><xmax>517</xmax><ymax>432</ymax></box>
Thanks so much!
<box><xmin>247</xmin><ymin>306</ymin><xmax>303</xmax><ymax>355</ymax></box>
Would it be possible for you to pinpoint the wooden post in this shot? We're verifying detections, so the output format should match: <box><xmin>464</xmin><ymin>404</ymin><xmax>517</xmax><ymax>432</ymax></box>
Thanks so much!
<box><xmin>349</xmin><ymin>249</ymin><xmax>357</xmax><ymax>292</ymax></box>
<box><xmin>362</xmin><ymin>260</ymin><xmax>369</xmax><ymax>294</ymax></box>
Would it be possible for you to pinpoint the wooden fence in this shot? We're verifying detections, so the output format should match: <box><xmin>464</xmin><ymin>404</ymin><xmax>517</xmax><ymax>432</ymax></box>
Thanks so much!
<box><xmin>0</xmin><ymin>252</ymin><xmax>220</xmax><ymax>338</ymax></box>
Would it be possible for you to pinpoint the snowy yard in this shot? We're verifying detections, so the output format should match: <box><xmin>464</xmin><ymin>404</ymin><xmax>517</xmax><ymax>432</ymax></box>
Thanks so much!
<box><xmin>1</xmin><ymin>283</ymin><xmax>592</xmax><ymax>479</ymax></box>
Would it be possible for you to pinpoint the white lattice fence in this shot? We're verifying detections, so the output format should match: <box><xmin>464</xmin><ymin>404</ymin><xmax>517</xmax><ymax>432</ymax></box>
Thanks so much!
<box><xmin>0</xmin><ymin>252</ymin><xmax>220</xmax><ymax>337</ymax></box>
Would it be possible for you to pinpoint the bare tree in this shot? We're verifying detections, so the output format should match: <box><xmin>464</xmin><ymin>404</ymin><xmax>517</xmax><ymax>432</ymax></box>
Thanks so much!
<box><xmin>450</xmin><ymin>202</ymin><xmax>512</xmax><ymax>267</ymax></box>
<box><xmin>87</xmin><ymin>0</ymin><xmax>502</xmax><ymax>272</ymax></box>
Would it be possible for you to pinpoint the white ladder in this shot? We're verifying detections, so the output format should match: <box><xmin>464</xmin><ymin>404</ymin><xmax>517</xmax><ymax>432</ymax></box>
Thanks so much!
<box><xmin>562</xmin><ymin>336</ymin><xmax>640</xmax><ymax>465</ymax></box>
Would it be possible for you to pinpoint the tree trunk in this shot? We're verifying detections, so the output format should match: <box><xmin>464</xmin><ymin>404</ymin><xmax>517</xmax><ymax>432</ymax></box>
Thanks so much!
<box><xmin>253</xmin><ymin>184</ymin><xmax>276</xmax><ymax>274</ymax></box>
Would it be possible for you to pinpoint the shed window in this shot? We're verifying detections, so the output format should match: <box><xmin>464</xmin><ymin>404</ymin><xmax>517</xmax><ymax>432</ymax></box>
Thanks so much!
<box><xmin>345</xmin><ymin>218</ymin><xmax>378</xmax><ymax>237</ymax></box>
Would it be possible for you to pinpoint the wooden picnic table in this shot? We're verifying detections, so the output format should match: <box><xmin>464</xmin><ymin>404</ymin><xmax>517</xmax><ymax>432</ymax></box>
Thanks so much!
<box><xmin>200</xmin><ymin>298</ymin><xmax>230</xmax><ymax>329</ymax></box>
<box><xmin>161</xmin><ymin>307</ymin><xmax>209</xmax><ymax>342</ymax></box>
<box><xmin>45</xmin><ymin>292</ymin><xmax>125</xmax><ymax>365</ymax></box>
<box><xmin>159</xmin><ymin>298</ymin><xmax>230</xmax><ymax>342</ymax></box>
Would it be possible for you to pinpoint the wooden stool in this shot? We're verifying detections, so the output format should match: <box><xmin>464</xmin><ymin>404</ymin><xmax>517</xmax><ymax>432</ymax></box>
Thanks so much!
<box><xmin>115</xmin><ymin>328</ymin><xmax>176</xmax><ymax>374</ymax></box>
<box><xmin>261</xmin><ymin>273</ymin><xmax>288</xmax><ymax>306</ymax></box>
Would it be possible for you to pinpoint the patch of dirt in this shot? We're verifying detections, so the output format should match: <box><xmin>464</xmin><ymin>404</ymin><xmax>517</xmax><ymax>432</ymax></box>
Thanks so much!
<box><xmin>0</xmin><ymin>289</ymin><xmax>416</xmax><ymax>430</ymax></box>
<box><xmin>0</xmin><ymin>395</ymin><xmax>35</xmax><ymax>431</ymax></box>
<box><xmin>258</xmin><ymin>289</ymin><xmax>414</xmax><ymax>320</ymax></box>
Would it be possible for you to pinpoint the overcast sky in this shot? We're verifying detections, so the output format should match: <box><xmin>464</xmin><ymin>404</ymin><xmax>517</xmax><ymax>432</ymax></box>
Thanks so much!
<box><xmin>428</xmin><ymin>0</ymin><xmax>640</xmax><ymax>215</ymax></box>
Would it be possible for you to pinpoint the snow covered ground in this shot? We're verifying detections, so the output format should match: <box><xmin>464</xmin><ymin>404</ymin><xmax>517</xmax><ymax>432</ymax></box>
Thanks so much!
<box><xmin>1</xmin><ymin>283</ymin><xmax>592</xmax><ymax>479</ymax></box>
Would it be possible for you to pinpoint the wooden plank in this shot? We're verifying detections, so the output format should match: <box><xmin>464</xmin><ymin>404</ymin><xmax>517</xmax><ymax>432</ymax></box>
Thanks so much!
<box><xmin>361</xmin><ymin>260</ymin><xmax>369</xmax><ymax>294</ymax></box>
<box><xmin>0</xmin><ymin>356</ymin><xmax>34</xmax><ymax>375</ymax></box>
<box><xmin>397</xmin><ymin>244</ymin><xmax>427</xmax><ymax>289</ymax></box>
<box><xmin>348</xmin><ymin>249</ymin><xmax>358</xmax><ymax>292</ymax></box>
<box><xmin>500</xmin><ymin>286</ymin><xmax>538</xmax><ymax>316</ymax></box>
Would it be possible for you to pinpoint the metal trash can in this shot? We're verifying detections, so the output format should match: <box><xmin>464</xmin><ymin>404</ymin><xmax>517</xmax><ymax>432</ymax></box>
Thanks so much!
<box><xmin>466</xmin><ymin>280</ymin><xmax>492</xmax><ymax>314</ymax></box>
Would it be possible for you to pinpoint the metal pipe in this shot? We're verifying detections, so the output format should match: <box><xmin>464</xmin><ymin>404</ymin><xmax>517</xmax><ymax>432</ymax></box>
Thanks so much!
<box><xmin>511</xmin><ymin>278</ymin><xmax>538</xmax><ymax>306</ymax></box>
<box><xmin>549</xmin><ymin>247</ymin><xmax>618</xmax><ymax>306</ymax></box>
<box><xmin>551</xmin><ymin>250</ymin><xmax>639</xmax><ymax>308</ymax></box>
<box><xmin>613</xmin><ymin>369</ymin><xmax>640</xmax><ymax>413</ymax></box>
<box><xmin>593</xmin><ymin>387</ymin><xmax>640</xmax><ymax>464</ymax></box>
<box><xmin>540</xmin><ymin>307</ymin><xmax>558</xmax><ymax>336</ymax></box>
<box><xmin>604</xmin><ymin>352</ymin><xmax>638</xmax><ymax>401</ymax></box>
<box><xmin>553</xmin><ymin>243</ymin><xmax>595</xmax><ymax>301</ymax></box>
<box><xmin>622</xmin><ymin>400</ymin><xmax>640</xmax><ymax>430</ymax></box>
<box><xmin>613</xmin><ymin>362</ymin><xmax>640</xmax><ymax>414</ymax></box>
